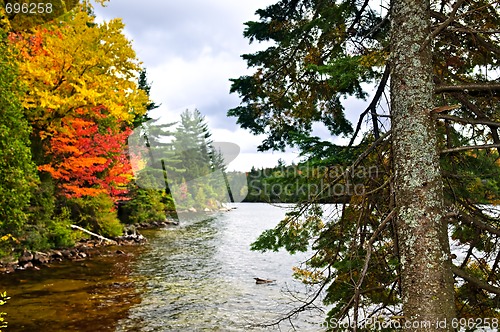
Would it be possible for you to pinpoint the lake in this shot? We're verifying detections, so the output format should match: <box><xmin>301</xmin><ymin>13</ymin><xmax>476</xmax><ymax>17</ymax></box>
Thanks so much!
<box><xmin>0</xmin><ymin>203</ymin><xmax>326</xmax><ymax>331</ymax></box>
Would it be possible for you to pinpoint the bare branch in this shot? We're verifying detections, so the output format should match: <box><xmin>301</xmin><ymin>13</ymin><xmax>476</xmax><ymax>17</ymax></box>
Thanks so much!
<box><xmin>353</xmin><ymin>210</ymin><xmax>396</xmax><ymax>329</ymax></box>
<box><xmin>441</xmin><ymin>143</ymin><xmax>500</xmax><ymax>154</ymax></box>
<box><xmin>423</xmin><ymin>0</ymin><xmax>466</xmax><ymax>48</ymax></box>
<box><xmin>436</xmin><ymin>114</ymin><xmax>500</xmax><ymax>128</ymax></box>
<box><xmin>254</xmin><ymin>267</ymin><xmax>331</xmax><ymax>329</ymax></box>
<box><xmin>435</xmin><ymin>83</ymin><xmax>500</xmax><ymax>93</ymax></box>
<box><xmin>349</xmin><ymin>66</ymin><xmax>390</xmax><ymax>146</ymax></box>
<box><xmin>452</xmin><ymin>265</ymin><xmax>500</xmax><ymax>295</ymax></box>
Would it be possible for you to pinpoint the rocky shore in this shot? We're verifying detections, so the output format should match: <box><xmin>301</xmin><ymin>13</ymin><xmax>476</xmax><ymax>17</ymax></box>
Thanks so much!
<box><xmin>0</xmin><ymin>218</ymin><xmax>178</xmax><ymax>274</ymax></box>
<box><xmin>0</xmin><ymin>207</ymin><xmax>237</xmax><ymax>274</ymax></box>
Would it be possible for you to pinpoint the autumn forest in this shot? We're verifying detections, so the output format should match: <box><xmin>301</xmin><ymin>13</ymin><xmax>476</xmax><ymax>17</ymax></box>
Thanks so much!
<box><xmin>1</xmin><ymin>0</ymin><xmax>500</xmax><ymax>331</ymax></box>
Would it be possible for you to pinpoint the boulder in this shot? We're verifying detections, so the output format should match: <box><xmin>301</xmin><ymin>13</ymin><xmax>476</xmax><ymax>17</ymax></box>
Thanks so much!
<box><xmin>33</xmin><ymin>252</ymin><xmax>49</xmax><ymax>265</ymax></box>
<box><xmin>22</xmin><ymin>261</ymin><xmax>34</xmax><ymax>269</ymax></box>
<box><xmin>51</xmin><ymin>250</ymin><xmax>64</xmax><ymax>259</ymax></box>
<box><xmin>18</xmin><ymin>250</ymin><xmax>34</xmax><ymax>264</ymax></box>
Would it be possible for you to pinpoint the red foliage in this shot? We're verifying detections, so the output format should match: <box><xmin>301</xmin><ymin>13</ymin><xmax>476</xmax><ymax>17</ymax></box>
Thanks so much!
<box><xmin>38</xmin><ymin>107</ymin><xmax>132</xmax><ymax>200</ymax></box>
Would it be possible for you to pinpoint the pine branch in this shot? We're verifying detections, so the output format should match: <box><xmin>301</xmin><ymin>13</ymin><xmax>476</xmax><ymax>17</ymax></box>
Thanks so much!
<box><xmin>452</xmin><ymin>265</ymin><xmax>500</xmax><ymax>295</ymax></box>
<box><xmin>435</xmin><ymin>83</ymin><xmax>500</xmax><ymax>93</ymax></box>
<box><xmin>441</xmin><ymin>144</ymin><xmax>500</xmax><ymax>154</ymax></box>
<box><xmin>436</xmin><ymin>114</ymin><xmax>500</xmax><ymax>128</ymax></box>
<box><xmin>457</xmin><ymin>213</ymin><xmax>500</xmax><ymax>237</ymax></box>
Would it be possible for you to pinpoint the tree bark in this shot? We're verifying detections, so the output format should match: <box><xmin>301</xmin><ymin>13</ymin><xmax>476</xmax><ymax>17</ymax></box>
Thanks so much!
<box><xmin>390</xmin><ymin>0</ymin><xmax>456</xmax><ymax>330</ymax></box>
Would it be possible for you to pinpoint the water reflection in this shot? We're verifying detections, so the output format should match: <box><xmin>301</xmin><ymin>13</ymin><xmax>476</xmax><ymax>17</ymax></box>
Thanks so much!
<box><xmin>0</xmin><ymin>204</ymin><xmax>326</xmax><ymax>331</ymax></box>
<box><xmin>117</xmin><ymin>203</ymin><xmax>325</xmax><ymax>331</ymax></box>
<box><xmin>0</xmin><ymin>249</ymin><xmax>143</xmax><ymax>332</ymax></box>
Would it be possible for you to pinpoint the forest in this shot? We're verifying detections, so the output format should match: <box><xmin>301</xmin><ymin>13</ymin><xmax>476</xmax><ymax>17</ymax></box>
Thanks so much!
<box><xmin>0</xmin><ymin>1</ymin><xmax>229</xmax><ymax>260</ymax></box>
<box><xmin>0</xmin><ymin>0</ymin><xmax>499</xmax><ymax>331</ymax></box>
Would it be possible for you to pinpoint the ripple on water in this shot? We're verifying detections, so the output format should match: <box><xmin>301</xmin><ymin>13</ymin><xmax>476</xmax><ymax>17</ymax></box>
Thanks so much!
<box><xmin>116</xmin><ymin>204</ymin><xmax>326</xmax><ymax>331</ymax></box>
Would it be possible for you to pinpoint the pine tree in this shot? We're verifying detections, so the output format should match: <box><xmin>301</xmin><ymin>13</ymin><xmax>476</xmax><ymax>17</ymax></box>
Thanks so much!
<box><xmin>232</xmin><ymin>0</ymin><xmax>500</xmax><ymax>328</ymax></box>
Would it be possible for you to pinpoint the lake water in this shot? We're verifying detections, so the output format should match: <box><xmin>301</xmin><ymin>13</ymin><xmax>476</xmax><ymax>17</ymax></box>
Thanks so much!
<box><xmin>0</xmin><ymin>203</ymin><xmax>326</xmax><ymax>331</ymax></box>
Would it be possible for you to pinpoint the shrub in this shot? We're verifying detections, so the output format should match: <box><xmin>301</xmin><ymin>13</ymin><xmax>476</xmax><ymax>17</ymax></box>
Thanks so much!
<box><xmin>69</xmin><ymin>194</ymin><xmax>123</xmax><ymax>238</ymax></box>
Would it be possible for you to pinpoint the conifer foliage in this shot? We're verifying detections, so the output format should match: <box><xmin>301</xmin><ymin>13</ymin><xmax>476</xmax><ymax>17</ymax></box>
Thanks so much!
<box><xmin>231</xmin><ymin>0</ymin><xmax>500</xmax><ymax>328</ymax></box>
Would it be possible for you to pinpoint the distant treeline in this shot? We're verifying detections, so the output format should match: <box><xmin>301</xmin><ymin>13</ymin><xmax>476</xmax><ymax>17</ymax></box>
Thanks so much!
<box><xmin>227</xmin><ymin>162</ymin><xmax>380</xmax><ymax>203</ymax></box>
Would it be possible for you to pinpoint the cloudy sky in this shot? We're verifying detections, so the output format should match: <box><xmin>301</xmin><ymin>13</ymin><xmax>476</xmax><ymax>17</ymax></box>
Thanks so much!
<box><xmin>94</xmin><ymin>1</ymin><xmax>372</xmax><ymax>171</ymax></box>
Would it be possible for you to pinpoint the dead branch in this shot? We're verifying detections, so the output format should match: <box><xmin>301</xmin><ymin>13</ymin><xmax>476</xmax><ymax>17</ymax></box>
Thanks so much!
<box><xmin>253</xmin><ymin>267</ymin><xmax>332</xmax><ymax>330</ymax></box>
<box><xmin>441</xmin><ymin>143</ymin><xmax>500</xmax><ymax>154</ymax></box>
<box><xmin>423</xmin><ymin>0</ymin><xmax>466</xmax><ymax>48</ymax></box>
<box><xmin>70</xmin><ymin>224</ymin><xmax>117</xmax><ymax>244</ymax></box>
<box><xmin>435</xmin><ymin>83</ymin><xmax>500</xmax><ymax>93</ymax></box>
<box><xmin>352</xmin><ymin>210</ymin><xmax>395</xmax><ymax>331</ymax></box>
<box><xmin>436</xmin><ymin>114</ymin><xmax>500</xmax><ymax>128</ymax></box>
<box><xmin>349</xmin><ymin>66</ymin><xmax>390</xmax><ymax>146</ymax></box>
<box><xmin>452</xmin><ymin>265</ymin><xmax>500</xmax><ymax>295</ymax></box>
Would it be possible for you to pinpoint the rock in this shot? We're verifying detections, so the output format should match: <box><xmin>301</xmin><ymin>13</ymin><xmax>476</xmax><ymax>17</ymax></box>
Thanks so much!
<box><xmin>18</xmin><ymin>250</ymin><xmax>34</xmax><ymax>264</ymax></box>
<box><xmin>22</xmin><ymin>262</ymin><xmax>34</xmax><ymax>269</ymax></box>
<box><xmin>61</xmin><ymin>250</ymin><xmax>72</xmax><ymax>258</ymax></box>
<box><xmin>51</xmin><ymin>250</ymin><xmax>64</xmax><ymax>259</ymax></box>
<box><xmin>254</xmin><ymin>277</ymin><xmax>276</xmax><ymax>284</ymax></box>
<box><xmin>124</xmin><ymin>226</ymin><xmax>137</xmax><ymax>236</ymax></box>
<box><xmin>0</xmin><ymin>256</ymin><xmax>19</xmax><ymax>266</ymax></box>
<box><xmin>1</xmin><ymin>265</ymin><xmax>15</xmax><ymax>274</ymax></box>
<box><xmin>33</xmin><ymin>252</ymin><xmax>49</xmax><ymax>265</ymax></box>
<box><xmin>165</xmin><ymin>219</ymin><xmax>179</xmax><ymax>226</ymax></box>
<box><xmin>78</xmin><ymin>252</ymin><xmax>87</xmax><ymax>259</ymax></box>
<box><xmin>203</xmin><ymin>208</ymin><xmax>210</xmax><ymax>212</ymax></box>
<box><xmin>116</xmin><ymin>250</ymin><xmax>126</xmax><ymax>255</ymax></box>
<box><xmin>188</xmin><ymin>207</ymin><xmax>197</xmax><ymax>213</ymax></box>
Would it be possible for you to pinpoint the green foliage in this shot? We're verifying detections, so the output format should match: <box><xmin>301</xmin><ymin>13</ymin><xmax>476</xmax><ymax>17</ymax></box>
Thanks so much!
<box><xmin>133</xmin><ymin>68</ymin><xmax>159</xmax><ymax>128</ymax></box>
<box><xmin>19</xmin><ymin>177</ymin><xmax>74</xmax><ymax>250</ymax></box>
<box><xmin>228</xmin><ymin>0</ymin><xmax>388</xmax><ymax>151</ymax></box>
<box><xmin>251</xmin><ymin>205</ymin><xmax>324</xmax><ymax>254</ymax></box>
<box><xmin>193</xmin><ymin>187</ymin><xmax>207</xmax><ymax>210</ymax></box>
<box><xmin>120</xmin><ymin>185</ymin><xmax>166</xmax><ymax>224</ymax></box>
<box><xmin>173</xmin><ymin>109</ymin><xmax>213</xmax><ymax>181</ymax></box>
<box><xmin>69</xmin><ymin>195</ymin><xmax>123</xmax><ymax>238</ymax></box>
<box><xmin>0</xmin><ymin>30</ymin><xmax>37</xmax><ymax>237</ymax></box>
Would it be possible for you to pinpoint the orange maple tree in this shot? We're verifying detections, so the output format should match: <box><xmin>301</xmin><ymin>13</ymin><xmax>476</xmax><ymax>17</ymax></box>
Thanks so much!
<box><xmin>38</xmin><ymin>107</ymin><xmax>133</xmax><ymax>200</ymax></box>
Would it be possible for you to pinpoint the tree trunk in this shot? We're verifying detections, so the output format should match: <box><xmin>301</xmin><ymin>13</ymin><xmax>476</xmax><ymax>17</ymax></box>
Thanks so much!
<box><xmin>390</xmin><ymin>0</ymin><xmax>456</xmax><ymax>330</ymax></box>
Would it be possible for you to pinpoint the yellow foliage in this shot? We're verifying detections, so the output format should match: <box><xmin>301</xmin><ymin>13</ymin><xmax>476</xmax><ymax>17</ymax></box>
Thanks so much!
<box><xmin>359</xmin><ymin>50</ymin><xmax>389</xmax><ymax>68</ymax></box>
<box><xmin>292</xmin><ymin>266</ymin><xmax>325</xmax><ymax>284</ymax></box>
<box><xmin>9</xmin><ymin>8</ymin><xmax>148</xmax><ymax>133</ymax></box>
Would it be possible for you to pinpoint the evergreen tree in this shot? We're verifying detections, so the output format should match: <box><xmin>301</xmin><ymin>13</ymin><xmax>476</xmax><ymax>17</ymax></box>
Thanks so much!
<box><xmin>171</xmin><ymin>109</ymin><xmax>229</xmax><ymax>209</ymax></box>
<box><xmin>231</xmin><ymin>0</ymin><xmax>500</xmax><ymax>328</ymax></box>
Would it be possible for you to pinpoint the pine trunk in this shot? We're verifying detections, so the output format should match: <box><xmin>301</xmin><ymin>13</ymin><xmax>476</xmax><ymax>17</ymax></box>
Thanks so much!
<box><xmin>390</xmin><ymin>0</ymin><xmax>456</xmax><ymax>330</ymax></box>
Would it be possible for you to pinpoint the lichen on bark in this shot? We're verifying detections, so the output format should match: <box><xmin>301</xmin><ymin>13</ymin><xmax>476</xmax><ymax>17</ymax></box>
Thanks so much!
<box><xmin>390</xmin><ymin>0</ymin><xmax>456</xmax><ymax>330</ymax></box>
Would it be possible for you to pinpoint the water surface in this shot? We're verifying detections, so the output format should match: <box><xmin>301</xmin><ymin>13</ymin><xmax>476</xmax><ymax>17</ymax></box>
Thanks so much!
<box><xmin>0</xmin><ymin>203</ymin><xmax>326</xmax><ymax>331</ymax></box>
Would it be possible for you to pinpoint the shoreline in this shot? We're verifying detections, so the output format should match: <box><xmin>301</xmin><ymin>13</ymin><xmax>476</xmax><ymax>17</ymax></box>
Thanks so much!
<box><xmin>0</xmin><ymin>220</ymin><xmax>172</xmax><ymax>275</ymax></box>
<box><xmin>0</xmin><ymin>207</ymin><xmax>237</xmax><ymax>274</ymax></box>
